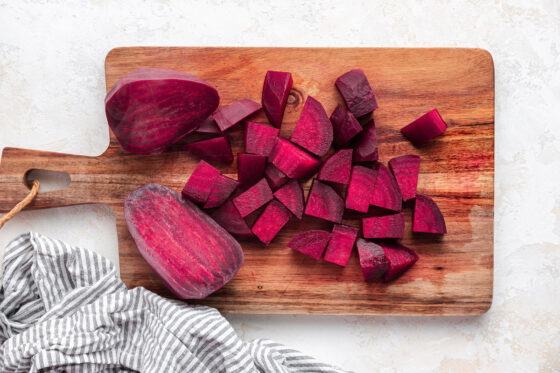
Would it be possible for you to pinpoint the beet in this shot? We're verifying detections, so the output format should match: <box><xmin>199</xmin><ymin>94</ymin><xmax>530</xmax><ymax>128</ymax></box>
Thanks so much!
<box><xmin>346</xmin><ymin>165</ymin><xmax>377</xmax><ymax>213</ymax></box>
<box><xmin>195</xmin><ymin>117</ymin><xmax>221</xmax><ymax>134</ymax></box>
<box><xmin>105</xmin><ymin>68</ymin><xmax>219</xmax><ymax>154</ymax></box>
<box><xmin>290</xmin><ymin>96</ymin><xmax>333</xmax><ymax>157</ymax></box>
<box><xmin>213</xmin><ymin>99</ymin><xmax>262</xmax><ymax>132</ymax></box>
<box><xmin>244</xmin><ymin>121</ymin><xmax>279</xmax><ymax>156</ymax></box>
<box><xmin>287</xmin><ymin>230</ymin><xmax>331</xmax><ymax>260</ymax></box>
<box><xmin>356</xmin><ymin>239</ymin><xmax>388</xmax><ymax>282</ymax></box>
<box><xmin>370</xmin><ymin>163</ymin><xmax>402</xmax><ymax>212</ymax></box>
<box><xmin>124</xmin><ymin>183</ymin><xmax>243</xmax><ymax>299</ymax></box>
<box><xmin>323</xmin><ymin>224</ymin><xmax>359</xmax><ymax>266</ymax></box>
<box><xmin>335</xmin><ymin>69</ymin><xmax>378</xmax><ymax>117</ymax></box>
<box><xmin>413</xmin><ymin>194</ymin><xmax>447</xmax><ymax>234</ymax></box>
<box><xmin>318</xmin><ymin>148</ymin><xmax>352</xmax><ymax>184</ymax></box>
<box><xmin>232</xmin><ymin>178</ymin><xmax>273</xmax><ymax>218</ymax></box>
<box><xmin>237</xmin><ymin>153</ymin><xmax>267</xmax><ymax>188</ymax></box>
<box><xmin>352</xmin><ymin>118</ymin><xmax>378</xmax><ymax>162</ymax></box>
<box><xmin>251</xmin><ymin>200</ymin><xmax>292</xmax><ymax>246</ymax></box>
<box><xmin>304</xmin><ymin>179</ymin><xmax>344</xmax><ymax>223</ymax></box>
<box><xmin>401</xmin><ymin>109</ymin><xmax>447</xmax><ymax>145</ymax></box>
<box><xmin>388</xmin><ymin>155</ymin><xmax>421</xmax><ymax>202</ymax></box>
<box><xmin>269</xmin><ymin>138</ymin><xmax>321</xmax><ymax>179</ymax></box>
<box><xmin>203</xmin><ymin>174</ymin><xmax>238</xmax><ymax>209</ymax></box>
<box><xmin>264</xmin><ymin>164</ymin><xmax>289</xmax><ymax>190</ymax></box>
<box><xmin>262</xmin><ymin>71</ymin><xmax>293</xmax><ymax>127</ymax></box>
<box><xmin>362</xmin><ymin>213</ymin><xmax>405</xmax><ymax>239</ymax></box>
<box><xmin>182</xmin><ymin>160</ymin><xmax>222</xmax><ymax>204</ymax></box>
<box><xmin>382</xmin><ymin>242</ymin><xmax>419</xmax><ymax>281</ymax></box>
<box><xmin>330</xmin><ymin>104</ymin><xmax>362</xmax><ymax>146</ymax></box>
<box><xmin>184</xmin><ymin>136</ymin><xmax>233</xmax><ymax>164</ymax></box>
<box><xmin>210</xmin><ymin>200</ymin><xmax>253</xmax><ymax>240</ymax></box>
<box><xmin>273</xmin><ymin>179</ymin><xmax>304</xmax><ymax>219</ymax></box>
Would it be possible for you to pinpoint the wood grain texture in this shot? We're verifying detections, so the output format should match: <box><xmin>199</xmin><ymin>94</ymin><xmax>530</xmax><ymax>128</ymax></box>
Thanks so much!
<box><xmin>0</xmin><ymin>47</ymin><xmax>494</xmax><ymax>315</ymax></box>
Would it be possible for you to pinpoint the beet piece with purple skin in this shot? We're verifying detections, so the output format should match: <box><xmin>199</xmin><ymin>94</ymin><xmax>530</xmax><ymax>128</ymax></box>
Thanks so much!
<box><xmin>213</xmin><ymin>99</ymin><xmax>262</xmax><ymax>132</ymax></box>
<box><xmin>335</xmin><ymin>69</ymin><xmax>378</xmax><ymax>117</ymax></box>
<box><xmin>210</xmin><ymin>200</ymin><xmax>253</xmax><ymax>240</ymax></box>
<box><xmin>388</xmin><ymin>155</ymin><xmax>421</xmax><ymax>202</ymax></box>
<box><xmin>346</xmin><ymin>165</ymin><xmax>378</xmax><ymax>213</ymax></box>
<box><xmin>195</xmin><ymin>117</ymin><xmax>221</xmax><ymax>134</ymax></box>
<box><xmin>232</xmin><ymin>178</ymin><xmax>273</xmax><ymax>218</ymax></box>
<box><xmin>323</xmin><ymin>224</ymin><xmax>359</xmax><ymax>267</ymax></box>
<box><xmin>290</xmin><ymin>96</ymin><xmax>333</xmax><ymax>157</ymax></box>
<box><xmin>330</xmin><ymin>104</ymin><xmax>362</xmax><ymax>147</ymax></box>
<box><xmin>265</xmin><ymin>164</ymin><xmax>289</xmax><ymax>190</ymax></box>
<box><xmin>237</xmin><ymin>153</ymin><xmax>266</xmax><ymax>189</ymax></box>
<box><xmin>105</xmin><ymin>68</ymin><xmax>220</xmax><ymax>154</ymax></box>
<box><xmin>318</xmin><ymin>149</ymin><xmax>353</xmax><ymax>185</ymax></box>
<box><xmin>357</xmin><ymin>239</ymin><xmax>389</xmax><ymax>282</ymax></box>
<box><xmin>245</xmin><ymin>122</ymin><xmax>279</xmax><ymax>156</ymax></box>
<box><xmin>370</xmin><ymin>163</ymin><xmax>402</xmax><ymax>212</ymax></box>
<box><xmin>304</xmin><ymin>179</ymin><xmax>344</xmax><ymax>223</ymax></box>
<box><xmin>287</xmin><ymin>230</ymin><xmax>331</xmax><ymax>260</ymax></box>
<box><xmin>252</xmin><ymin>200</ymin><xmax>292</xmax><ymax>246</ymax></box>
<box><xmin>182</xmin><ymin>160</ymin><xmax>222</xmax><ymax>204</ymax></box>
<box><xmin>184</xmin><ymin>136</ymin><xmax>234</xmax><ymax>164</ymax></box>
<box><xmin>362</xmin><ymin>213</ymin><xmax>405</xmax><ymax>239</ymax></box>
<box><xmin>413</xmin><ymin>194</ymin><xmax>447</xmax><ymax>234</ymax></box>
<box><xmin>401</xmin><ymin>109</ymin><xmax>447</xmax><ymax>145</ymax></box>
<box><xmin>262</xmin><ymin>71</ymin><xmax>293</xmax><ymax>127</ymax></box>
<box><xmin>203</xmin><ymin>174</ymin><xmax>238</xmax><ymax>209</ymax></box>
<box><xmin>352</xmin><ymin>118</ymin><xmax>378</xmax><ymax>162</ymax></box>
<box><xmin>382</xmin><ymin>242</ymin><xmax>419</xmax><ymax>282</ymax></box>
<box><xmin>273</xmin><ymin>179</ymin><xmax>304</xmax><ymax>219</ymax></box>
<box><xmin>269</xmin><ymin>138</ymin><xmax>321</xmax><ymax>179</ymax></box>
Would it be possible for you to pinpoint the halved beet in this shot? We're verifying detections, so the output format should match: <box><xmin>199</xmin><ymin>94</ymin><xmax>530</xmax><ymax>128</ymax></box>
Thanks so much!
<box><xmin>287</xmin><ymin>230</ymin><xmax>331</xmax><ymax>260</ymax></box>
<box><xmin>203</xmin><ymin>174</ymin><xmax>238</xmax><ymax>209</ymax></box>
<box><xmin>182</xmin><ymin>160</ymin><xmax>222</xmax><ymax>204</ymax></box>
<box><xmin>382</xmin><ymin>242</ymin><xmax>419</xmax><ymax>281</ymax></box>
<box><xmin>273</xmin><ymin>179</ymin><xmax>304</xmax><ymax>219</ymax></box>
<box><xmin>413</xmin><ymin>194</ymin><xmax>447</xmax><ymax>234</ymax></box>
<box><xmin>237</xmin><ymin>153</ymin><xmax>267</xmax><ymax>188</ymax></box>
<box><xmin>346</xmin><ymin>165</ymin><xmax>377</xmax><ymax>213</ymax></box>
<box><xmin>401</xmin><ymin>109</ymin><xmax>447</xmax><ymax>145</ymax></box>
<box><xmin>269</xmin><ymin>138</ymin><xmax>321</xmax><ymax>179</ymax></box>
<box><xmin>335</xmin><ymin>69</ymin><xmax>378</xmax><ymax>117</ymax></box>
<box><xmin>362</xmin><ymin>213</ymin><xmax>405</xmax><ymax>239</ymax></box>
<box><xmin>262</xmin><ymin>71</ymin><xmax>293</xmax><ymax>127</ymax></box>
<box><xmin>213</xmin><ymin>99</ymin><xmax>262</xmax><ymax>132</ymax></box>
<box><xmin>232</xmin><ymin>178</ymin><xmax>273</xmax><ymax>218</ymax></box>
<box><xmin>290</xmin><ymin>96</ymin><xmax>333</xmax><ymax>157</ymax></box>
<box><xmin>124</xmin><ymin>183</ymin><xmax>243</xmax><ymax>299</ymax></box>
<box><xmin>388</xmin><ymin>155</ymin><xmax>421</xmax><ymax>202</ymax></box>
<box><xmin>210</xmin><ymin>200</ymin><xmax>253</xmax><ymax>240</ymax></box>
<box><xmin>195</xmin><ymin>117</ymin><xmax>221</xmax><ymax>134</ymax></box>
<box><xmin>352</xmin><ymin>118</ymin><xmax>378</xmax><ymax>162</ymax></box>
<box><xmin>318</xmin><ymin>148</ymin><xmax>353</xmax><ymax>185</ymax></box>
<box><xmin>105</xmin><ymin>68</ymin><xmax>219</xmax><ymax>154</ymax></box>
<box><xmin>330</xmin><ymin>104</ymin><xmax>362</xmax><ymax>146</ymax></box>
<box><xmin>304</xmin><ymin>179</ymin><xmax>344</xmax><ymax>223</ymax></box>
<box><xmin>370</xmin><ymin>163</ymin><xmax>402</xmax><ymax>212</ymax></box>
<box><xmin>356</xmin><ymin>239</ymin><xmax>388</xmax><ymax>282</ymax></box>
<box><xmin>251</xmin><ymin>200</ymin><xmax>292</xmax><ymax>246</ymax></box>
<box><xmin>323</xmin><ymin>224</ymin><xmax>359</xmax><ymax>266</ymax></box>
<box><xmin>184</xmin><ymin>136</ymin><xmax>234</xmax><ymax>164</ymax></box>
<box><xmin>264</xmin><ymin>164</ymin><xmax>289</xmax><ymax>190</ymax></box>
<box><xmin>245</xmin><ymin>122</ymin><xmax>279</xmax><ymax>156</ymax></box>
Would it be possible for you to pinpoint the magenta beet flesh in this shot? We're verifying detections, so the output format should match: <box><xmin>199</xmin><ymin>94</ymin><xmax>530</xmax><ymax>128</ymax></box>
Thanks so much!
<box><xmin>210</xmin><ymin>200</ymin><xmax>253</xmax><ymax>240</ymax></box>
<box><xmin>203</xmin><ymin>174</ymin><xmax>238</xmax><ymax>209</ymax></box>
<box><xmin>269</xmin><ymin>138</ymin><xmax>321</xmax><ymax>179</ymax></box>
<box><xmin>346</xmin><ymin>165</ymin><xmax>377</xmax><ymax>213</ymax></box>
<box><xmin>290</xmin><ymin>96</ymin><xmax>333</xmax><ymax>157</ymax></box>
<box><xmin>370</xmin><ymin>163</ymin><xmax>402</xmax><ymax>212</ymax></box>
<box><xmin>124</xmin><ymin>183</ymin><xmax>243</xmax><ymax>299</ymax></box>
<box><xmin>388</xmin><ymin>155</ymin><xmax>421</xmax><ymax>202</ymax></box>
<box><xmin>335</xmin><ymin>69</ymin><xmax>378</xmax><ymax>117</ymax></box>
<box><xmin>318</xmin><ymin>148</ymin><xmax>353</xmax><ymax>184</ymax></box>
<box><xmin>245</xmin><ymin>122</ymin><xmax>279</xmax><ymax>156</ymax></box>
<box><xmin>182</xmin><ymin>160</ymin><xmax>222</xmax><ymax>204</ymax></box>
<box><xmin>401</xmin><ymin>109</ymin><xmax>447</xmax><ymax>145</ymax></box>
<box><xmin>232</xmin><ymin>178</ymin><xmax>273</xmax><ymax>218</ymax></box>
<box><xmin>213</xmin><ymin>99</ymin><xmax>262</xmax><ymax>132</ymax></box>
<box><xmin>323</xmin><ymin>224</ymin><xmax>359</xmax><ymax>267</ymax></box>
<box><xmin>382</xmin><ymin>242</ymin><xmax>419</xmax><ymax>281</ymax></box>
<box><xmin>287</xmin><ymin>230</ymin><xmax>331</xmax><ymax>260</ymax></box>
<box><xmin>273</xmin><ymin>179</ymin><xmax>304</xmax><ymax>219</ymax></box>
<box><xmin>264</xmin><ymin>164</ymin><xmax>289</xmax><ymax>190</ymax></box>
<box><xmin>195</xmin><ymin>117</ymin><xmax>221</xmax><ymax>134</ymax></box>
<box><xmin>184</xmin><ymin>136</ymin><xmax>234</xmax><ymax>164</ymax></box>
<box><xmin>413</xmin><ymin>194</ymin><xmax>447</xmax><ymax>234</ymax></box>
<box><xmin>304</xmin><ymin>179</ymin><xmax>344</xmax><ymax>223</ymax></box>
<box><xmin>352</xmin><ymin>118</ymin><xmax>378</xmax><ymax>162</ymax></box>
<box><xmin>237</xmin><ymin>153</ymin><xmax>266</xmax><ymax>188</ymax></box>
<box><xmin>356</xmin><ymin>239</ymin><xmax>389</xmax><ymax>282</ymax></box>
<box><xmin>362</xmin><ymin>213</ymin><xmax>405</xmax><ymax>239</ymax></box>
<box><xmin>252</xmin><ymin>200</ymin><xmax>292</xmax><ymax>246</ymax></box>
<box><xmin>262</xmin><ymin>71</ymin><xmax>293</xmax><ymax>127</ymax></box>
<box><xmin>330</xmin><ymin>104</ymin><xmax>362</xmax><ymax>146</ymax></box>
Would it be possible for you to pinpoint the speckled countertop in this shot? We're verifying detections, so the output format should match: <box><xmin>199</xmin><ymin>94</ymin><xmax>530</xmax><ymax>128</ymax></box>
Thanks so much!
<box><xmin>0</xmin><ymin>1</ymin><xmax>559</xmax><ymax>371</ymax></box>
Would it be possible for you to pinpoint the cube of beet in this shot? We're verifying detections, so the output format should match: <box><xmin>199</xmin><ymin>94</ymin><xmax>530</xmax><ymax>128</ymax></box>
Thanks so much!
<box><xmin>182</xmin><ymin>160</ymin><xmax>222</xmax><ymax>204</ymax></box>
<box><xmin>357</xmin><ymin>239</ymin><xmax>389</xmax><ymax>282</ymax></box>
<box><xmin>264</xmin><ymin>164</ymin><xmax>289</xmax><ymax>190</ymax></box>
<box><xmin>273</xmin><ymin>179</ymin><xmax>304</xmax><ymax>219</ymax></box>
<box><xmin>237</xmin><ymin>153</ymin><xmax>266</xmax><ymax>188</ymax></box>
<box><xmin>287</xmin><ymin>230</ymin><xmax>331</xmax><ymax>260</ymax></box>
<box><xmin>290</xmin><ymin>96</ymin><xmax>333</xmax><ymax>157</ymax></box>
<box><xmin>195</xmin><ymin>117</ymin><xmax>221</xmax><ymax>134</ymax></box>
<box><xmin>210</xmin><ymin>200</ymin><xmax>253</xmax><ymax>240</ymax></box>
<box><xmin>318</xmin><ymin>148</ymin><xmax>353</xmax><ymax>184</ymax></box>
<box><xmin>233</xmin><ymin>178</ymin><xmax>273</xmax><ymax>217</ymax></box>
<box><xmin>413</xmin><ymin>194</ymin><xmax>447</xmax><ymax>234</ymax></box>
<box><xmin>352</xmin><ymin>118</ymin><xmax>378</xmax><ymax>162</ymax></box>
<box><xmin>262</xmin><ymin>71</ymin><xmax>293</xmax><ymax>127</ymax></box>
<box><xmin>401</xmin><ymin>109</ymin><xmax>447</xmax><ymax>145</ymax></box>
<box><xmin>346</xmin><ymin>165</ymin><xmax>377</xmax><ymax>213</ymax></box>
<box><xmin>184</xmin><ymin>136</ymin><xmax>234</xmax><ymax>164</ymax></box>
<box><xmin>335</xmin><ymin>69</ymin><xmax>378</xmax><ymax>117</ymax></box>
<box><xmin>370</xmin><ymin>163</ymin><xmax>402</xmax><ymax>212</ymax></box>
<box><xmin>252</xmin><ymin>200</ymin><xmax>292</xmax><ymax>245</ymax></box>
<box><xmin>323</xmin><ymin>225</ymin><xmax>359</xmax><ymax>266</ymax></box>
<box><xmin>362</xmin><ymin>213</ymin><xmax>405</xmax><ymax>239</ymax></box>
<box><xmin>245</xmin><ymin>121</ymin><xmax>279</xmax><ymax>156</ymax></box>
<box><xmin>269</xmin><ymin>138</ymin><xmax>321</xmax><ymax>179</ymax></box>
<box><xmin>213</xmin><ymin>99</ymin><xmax>262</xmax><ymax>131</ymax></box>
<box><xmin>388</xmin><ymin>155</ymin><xmax>421</xmax><ymax>202</ymax></box>
<box><xmin>304</xmin><ymin>179</ymin><xmax>344</xmax><ymax>223</ymax></box>
<box><xmin>203</xmin><ymin>174</ymin><xmax>239</xmax><ymax>209</ymax></box>
<box><xmin>330</xmin><ymin>104</ymin><xmax>362</xmax><ymax>146</ymax></box>
<box><xmin>382</xmin><ymin>242</ymin><xmax>419</xmax><ymax>282</ymax></box>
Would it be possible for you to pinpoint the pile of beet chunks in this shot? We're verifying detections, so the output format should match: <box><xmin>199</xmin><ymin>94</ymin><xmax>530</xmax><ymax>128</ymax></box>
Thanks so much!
<box><xmin>182</xmin><ymin>69</ymin><xmax>447</xmax><ymax>283</ymax></box>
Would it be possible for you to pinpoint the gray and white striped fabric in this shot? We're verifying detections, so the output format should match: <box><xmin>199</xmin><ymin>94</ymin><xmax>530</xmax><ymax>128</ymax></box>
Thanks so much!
<box><xmin>0</xmin><ymin>232</ymin><xmax>347</xmax><ymax>373</ymax></box>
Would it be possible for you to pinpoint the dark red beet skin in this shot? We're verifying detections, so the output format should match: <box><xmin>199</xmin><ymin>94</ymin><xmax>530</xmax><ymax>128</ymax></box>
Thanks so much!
<box><xmin>264</xmin><ymin>164</ymin><xmax>289</xmax><ymax>190</ymax></box>
<box><xmin>290</xmin><ymin>96</ymin><xmax>333</xmax><ymax>157</ymax></box>
<box><xmin>182</xmin><ymin>160</ymin><xmax>222</xmax><ymax>204</ymax></box>
<box><xmin>304</xmin><ymin>179</ymin><xmax>344</xmax><ymax>223</ymax></box>
<box><xmin>352</xmin><ymin>118</ymin><xmax>378</xmax><ymax>162</ymax></box>
<box><xmin>233</xmin><ymin>178</ymin><xmax>273</xmax><ymax>218</ymax></box>
<box><xmin>382</xmin><ymin>242</ymin><xmax>419</xmax><ymax>282</ymax></box>
<box><xmin>184</xmin><ymin>136</ymin><xmax>234</xmax><ymax>164</ymax></box>
<box><xmin>210</xmin><ymin>200</ymin><xmax>253</xmax><ymax>240</ymax></box>
<box><xmin>269</xmin><ymin>138</ymin><xmax>321</xmax><ymax>179</ymax></box>
<box><xmin>370</xmin><ymin>163</ymin><xmax>402</xmax><ymax>212</ymax></box>
<box><xmin>287</xmin><ymin>230</ymin><xmax>331</xmax><ymax>260</ymax></box>
<box><xmin>356</xmin><ymin>239</ymin><xmax>389</xmax><ymax>282</ymax></box>
<box><xmin>124</xmin><ymin>183</ymin><xmax>243</xmax><ymax>299</ymax></box>
<box><xmin>413</xmin><ymin>194</ymin><xmax>447</xmax><ymax>234</ymax></box>
<box><xmin>318</xmin><ymin>148</ymin><xmax>353</xmax><ymax>185</ymax></box>
<box><xmin>213</xmin><ymin>99</ymin><xmax>262</xmax><ymax>132</ymax></box>
<box><xmin>262</xmin><ymin>71</ymin><xmax>293</xmax><ymax>127</ymax></box>
<box><xmin>273</xmin><ymin>179</ymin><xmax>304</xmax><ymax>219</ymax></box>
<box><xmin>105</xmin><ymin>68</ymin><xmax>219</xmax><ymax>154</ymax></box>
<box><xmin>401</xmin><ymin>109</ymin><xmax>447</xmax><ymax>145</ymax></box>
<box><xmin>362</xmin><ymin>213</ymin><xmax>405</xmax><ymax>239</ymax></box>
<box><xmin>335</xmin><ymin>69</ymin><xmax>378</xmax><ymax>117</ymax></box>
<box><xmin>388</xmin><ymin>155</ymin><xmax>421</xmax><ymax>202</ymax></box>
<box><xmin>323</xmin><ymin>225</ymin><xmax>359</xmax><ymax>267</ymax></box>
<box><xmin>245</xmin><ymin>122</ymin><xmax>279</xmax><ymax>156</ymax></box>
<box><xmin>195</xmin><ymin>117</ymin><xmax>221</xmax><ymax>134</ymax></box>
<box><xmin>346</xmin><ymin>165</ymin><xmax>377</xmax><ymax>213</ymax></box>
<box><xmin>252</xmin><ymin>200</ymin><xmax>292</xmax><ymax>246</ymax></box>
<box><xmin>237</xmin><ymin>153</ymin><xmax>266</xmax><ymax>189</ymax></box>
<box><xmin>330</xmin><ymin>104</ymin><xmax>362</xmax><ymax>146</ymax></box>
<box><xmin>203</xmin><ymin>174</ymin><xmax>238</xmax><ymax>209</ymax></box>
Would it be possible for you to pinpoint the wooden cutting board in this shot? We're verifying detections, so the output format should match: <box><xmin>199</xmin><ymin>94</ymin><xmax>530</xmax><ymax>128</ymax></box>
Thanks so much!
<box><xmin>0</xmin><ymin>47</ymin><xmax>494</xmax><ymax>315</ymax></box>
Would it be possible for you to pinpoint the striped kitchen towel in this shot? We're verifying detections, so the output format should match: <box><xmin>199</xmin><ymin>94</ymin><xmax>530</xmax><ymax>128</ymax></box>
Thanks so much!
<box><xmin>0</xmin><ymin>232</ymin><xmax>347</xmax><ymax>373</ymax></box>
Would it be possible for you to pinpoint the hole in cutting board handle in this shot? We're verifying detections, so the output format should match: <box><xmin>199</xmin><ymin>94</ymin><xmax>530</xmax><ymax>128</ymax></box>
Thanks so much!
<box><xmin>24</xmin><ymin>169</ymin><xmax>71</xmax><ymax>192</ymax></box>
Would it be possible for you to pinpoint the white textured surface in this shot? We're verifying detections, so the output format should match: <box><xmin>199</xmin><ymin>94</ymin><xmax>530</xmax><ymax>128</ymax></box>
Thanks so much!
<box><xmin>1</xmin><ymin>1</ymin><xmax>559</xmax><ymax>371</ymax></box>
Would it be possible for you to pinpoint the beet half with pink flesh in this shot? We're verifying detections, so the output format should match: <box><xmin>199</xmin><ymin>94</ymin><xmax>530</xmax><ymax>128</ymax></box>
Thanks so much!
<box><xmin>233</xmin><ymin>178</ymin><xmax>273</xmax><ymax>218</ymax></box>
<box><xmin>195</xmin><ymin>117</ymin><xmax>221</xmax><ymax>134</ymax></box>
<box><xmin>382</xmin><ymin>242</ymin><xmax>419</xmax><ymax>281</ymax></box>
<box><xmin>362</xmin><ymin>213</ymin><xmax>405</xmax><ymax>239</ymax></box>
<box><xmin>388</xmin><ymin>155</ymin><xmax>421</xmax><ymax>202</ymax></box>
<box><xmin>262</xmin><ymin>71</ymin><xmax>293</xmax><ymax>127</ymax></box>
<box><xmin>323</xmin><ymin>225</ymin><xmax>359</xmax><ymax>267</ymax></box>
<box><xmin>105</xmin><ymin>68</ymin><xmax>219</xmax><ymax>154</ymax></box>
<box><xmin>370</xmin><ymin>163</ymin><xmax>402</xmax><ymax>212</ymax></box>
<box><xmin>401</xmin><ymin>109</ymin><xmax>447</xmax><ymax>145</ymax></box>
<box><xmin>273</xmin><ymin>179</ymin><xmax>304</xmax><ymax>219</ymax></box>
<box><xmin>318</xmin><ymin>148</ymin><xmax>353</xmax><ymax>185</ymax></box>
<box><xmin>352</xmin><ymin>118</ymin><xmax>378</xmax><ymax>162</ymax></box>
<box><xmin>245</xmin><ymin>122</ymin><xmax>279</xmax><ymax>156</ymax></box>
<box><xmin>330</xmin><ymin>104</ymin><xmax>362</xmax><ymax>146</ymax></box>
<box><xmin>290</xmin><ymin>96</ymin><xmax>333</xmax><ymax>157</ymax></box>
<box><xmin>210</xmin><ymin>200</ymin><xmax>253</xmax><ymax>240</ymax></box>
<box><xmin>184</xmin><ymin>136</ymin><xmax>234</xmax><ymax>164</ymax></box>
<box><xmin>304</xmin><ymin>179</ymin><xmax>344</xmax><ymax>223</ymax></box>
<box><xmin>413</xmin><ymin>194</ymin><xmax>447</xmax><ymax>234</ymax></box>
<box><xmin>213</xmin><ymin>99</ymin><xmax>262</xmax><ymax>132</ymax></box>
<box><xmin>357</xmin><ymin>239</ymin><xmax>389</xmax><ymax>282</ymax></box>
<box><xmin>252</xmin><ymin>200</ymin><xmax>292</xmax><ymax>246</ymax></box>
<box><xmin>124</xmin><ymin>183</ymin><xmax>243</xmax><ymax>299</ymax></box>
<box><xmin>287</xmin><ymin>230</ymin><xmax>331</xmax><ymax>260</ymax></box>
<box><xmin>182</xmin><ymin>160</ymin><xmax>222</xmax><ymax>204</ymax></box>
<box><xmin>346</xmin><ymin>165</ymin><xmax>377</xmax><ymax>213</ymax></box>
<box><xmin>265</xmin><ymin>164</ymin><xmax>289</xmax><ymax>190</ymax></box>
<box><xmin>237</xmin><ymin>153</ymin><xmax>266</xmax><ymax>188</ymax></box>
<box><xmin>335</xmin><ymin>69</ymin><xmax>378</xmax><ymax>117</ymax></box>
<box><xmin>203</xmin><ymin>174</ymin><xmax>238</xmax><ymax>209</ymax></box>
<box><xmin>269</xmin><ymin>138</ymin><xmax>321</xmax><ymax>179</ymax></box>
